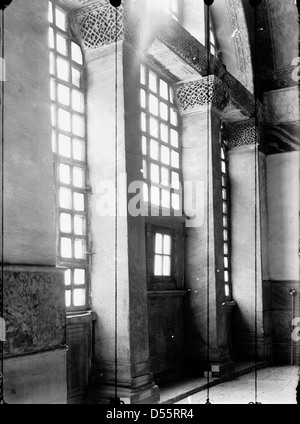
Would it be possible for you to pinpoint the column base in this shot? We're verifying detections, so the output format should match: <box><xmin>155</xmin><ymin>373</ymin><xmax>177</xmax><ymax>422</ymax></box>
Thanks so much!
<box><xmin>211</xmin><ymin>360</ymin><xmax>235</xmax><ymax>378</ymax></box>
<box><xmin>87</xmin><ymin>382</ymin><xmax>160</xmax><ymax>404</ymax></box>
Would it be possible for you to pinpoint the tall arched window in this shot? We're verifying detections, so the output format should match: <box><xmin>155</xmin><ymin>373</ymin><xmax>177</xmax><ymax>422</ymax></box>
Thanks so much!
<box><xmin>48</xmin><ymin>1</ymin><xmax>89</xmax><ymax>311</ymax></box>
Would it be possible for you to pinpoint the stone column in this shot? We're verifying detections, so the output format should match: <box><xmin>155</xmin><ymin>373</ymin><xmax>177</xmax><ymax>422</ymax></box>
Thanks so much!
<box><xmin>176</xmin><ymin>76</ymin><xmax>234</xmax><ymax>377</ymax></box>
<box><xmin>227</xmin><ymin>118</ymin><xmax>272</xmax><ymax>362</ymax></box>
<box><xmin>1</xmin><ymin>0</ymin><xmax>66</xmax><ymax>404</ymax></box>
<box><xmin>76</xmin><ymin>0</ymin><xmax>158</xmax><ymax>403</ymax></box>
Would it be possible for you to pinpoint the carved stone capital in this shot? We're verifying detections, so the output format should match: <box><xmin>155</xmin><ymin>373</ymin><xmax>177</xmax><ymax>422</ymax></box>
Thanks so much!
<box><xmin>176</xmin><ymin>75</ymin><xmax>229</xmax><ymax>114</ymax></box>
<box><xmin>74</xmin><ymin>0</ymin><xmax>124</xmax><ymax>51</ymax></box>
<box><xmin>226</xmin><ymin>118</ymin><xmax>260</xmax><ymax>149</ymax></box>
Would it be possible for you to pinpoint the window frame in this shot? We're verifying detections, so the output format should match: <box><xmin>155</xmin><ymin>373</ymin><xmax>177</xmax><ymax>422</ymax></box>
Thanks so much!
<box><xmin>220</xmin><ymin>129</ymin><xmax>232</xmax><ymax>300</ymax></box>
<box><xmin>140</xmin><ymin>61</ymin><xmax>183</xmax><ymax>218</ymax></box>
<box><xmin>49</xmin><ymin>0</ymin><xmax>90</xmax><ymax>312</ymax></box>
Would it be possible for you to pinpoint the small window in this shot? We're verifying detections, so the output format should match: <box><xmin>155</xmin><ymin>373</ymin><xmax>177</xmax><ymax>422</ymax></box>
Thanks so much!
<box><xmin>221</xmin><ymin>133</ymin><xmax>231</xmax><ymax>299</ymax></box>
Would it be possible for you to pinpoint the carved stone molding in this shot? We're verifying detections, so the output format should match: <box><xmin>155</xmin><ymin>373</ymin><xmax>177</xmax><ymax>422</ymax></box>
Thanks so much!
<box><xmin>2</xmin><ymin>266</ymin><xmax>66</xmax><ymax>357</ymax></box>
<box><xmin>226</xmin><ymin>118</ymin><xmax>259</xmax><ymax>149</ymax></box>
<box><xmin>226</xmin><ymin>0</ymin><xmax>254</xmax><ymax>94</ymax></box>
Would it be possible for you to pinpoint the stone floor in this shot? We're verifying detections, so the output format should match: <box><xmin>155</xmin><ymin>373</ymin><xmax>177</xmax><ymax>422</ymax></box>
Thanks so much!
<box><xmin>173</xmin><ymin>366</ymin><xmax>299</xmax><ymax>405</ymax></box>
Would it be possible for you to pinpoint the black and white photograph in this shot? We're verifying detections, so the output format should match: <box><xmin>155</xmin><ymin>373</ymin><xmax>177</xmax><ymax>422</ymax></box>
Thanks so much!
<box><xmin>0</xmin><ymin>0</ymin><xmax>299</xmax><ymax>408</ymax></box>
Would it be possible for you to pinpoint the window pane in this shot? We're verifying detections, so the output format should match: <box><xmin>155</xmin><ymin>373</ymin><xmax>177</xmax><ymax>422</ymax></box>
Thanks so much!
<box><xmin>171</xmin><ymin>172</ymin><xmax>180</xmax><ymax>190</ymax></box>
<box><xmin>149</xmin><ymin>117</ymin><xmax>158</xmax><ymax>138</ymax></box>
<box><xmin>56</xmin><ymin>56</ymin><xmax>69</xmax><ymax>81</ymax></box>
<box><xmin>72</xmin><ymin>115</ymin><xmax>85</xmax><ymax>137</ymax></box>
<box><xmin>58</xmin><ymin>134</ymin><xmax>71</xmax><ymax>158</ymax></box>
<box><xmin>160</xmin><ymin>79</ymin><xmax>169</xmax><ymax>100</ymax></box>
<box><xmin>150</xmin><ymin>163</ymin><xmax>159</xmax><ymax>183</ymax></box>
<box><xmin>50</xmin><ymin>78</ymin><xmax>56</xmax><ymax>101</ymax></box>
<box><xmin>75</xmin><ymin>238</ymin><xmax>86</xmax><ymax>259</ymax></box>
<box><xmin>224</xmin><ymin>242</ymin><xmax>228</xmax><ymax>255</ymax></box>
<box><xmin>143</xmin><ymin>182</ymin><xmax>149</xmax><ymax>203</ymax></box>
<box><xmin>225</xmin><ymin>284</ymin><xmax>230</xmax><ymax>297</ymax></box>
<box><xmin>74</xmin><ymin>215</ymin><xmax>86</xmax><ymax>236</ymax></box>
<box><xmin>160</xmin><ymin>102</ymin><xmax>168</xmax><ymax>121</ymax></box>
<box><xmin>160</xmin><ymin>123</ymin><xmax>168</xmax><ymax>143</ymax></box>
<box><xmin>224</xmin><ymin>270</ymin><xmax>229</xmax><ymax>283</ymax></box>
<box><xmin>56</xmin><ymin>33</ymin><xmax>67</xmax><ymax>56</ymax></box>
<box><xmin>163</xmin><ymin>235</ymin><xmax>171</xmax><ymax>255</ymax></box>
<box><xmin>151</xmin><ymin>186</ymin><xmax>160</xmax><ymax>206</ymax></box>
<box><xmin>74</xmin><ymin>269</ymin><xmax>85</xmax><ymax>286</ymax></box>
<box><xmin>170</xmin><ymin>129</ymin><xmax>178</xmax><ymax>148</ymax></box>
<box><xmin>74</xmin><ymin>192</ymin><xmax>85</xmax><ymax>211</ymax></box>
<box><xmin>60</xmin><ymin>213</ymin><xmax>72</xmax><ymax>233</ymax></box>
<box><xmin>60</xmin><ymin>187</ymin><xmax>72</xmax><ymax>209</ymax></box>
<box><xmin>59</xmin><ymin>163</ymin><xmax>71</xmax><ymax>185</ymax></box>
<box><xmin>72</xmin><ymin>67</ymin><xmax>81</xmax><ymax>88</ymax></box>
<box><xmin>172</xmin><ymin>193</ymin><xmax>180</xmax><ymax>210</ymax></box>
<box><xmin>48</xmin><ymin>1</ymin><xmax>53</xmax><ymax>23</ymax></box>
<box><xmin>150</xmin><ymin>139</ymin><xmax>159</xmax><ymax>161</ymax></box>
<box><xmin>222</xmin><ymin>161</ymin><xmax>226</xmax><ymax>174</ymax></box>
<box><xmin>50</xmin><ymin>52</ymin><xmax>55</xmax><ymax>75</ymax></box>
<box><xmin>149</xmin><ymin>94</ymin><xmax>159</xmax><ymax>116</ymax></box>
<box><xmin>223</xmin><ymin>216</ymin><xmax>228</xmax><ymax>228</ymax></box>
<box><xmin>161</xmin><ymin>146</ymin><xmax>170</xmax><ymax>165</ymax></box>
<box><xmin>170</xmin><ymin>109</ymin><xmax>178</xmax><ymax>126</ymax></box>
<box><xmin>57</xmin><ymin>83</ymin><xmax>70</xmax><ymax>106</ymax></box>
<box><xmin>149</xmin><ymin>70</ymin><xmax>157</xmax><ymax>92</ymax></box>
<box><xmin>72</xmin><ymin>89</ymin><xmax>84</xmax><ymax>113</ymax></box>
<box><xmin>65</xmin><ymin>290</ymin><xmax>71</xmax><ymax>307</ymax></box>
<box><xmin>51</xmin><ymin>104</ymin><xmax>56</xmax><ymax>126</ymax></box>
<box><xmin>171</xmin><ymin>150</ymin><xmax>179</xmax><ymax>168</ymax></box>
<box><xmin>155</xmin><ymin>233</ymin><xmax>163</xmax><ymax>254</ymax></box>
<box><xmin>222</xmin><ymin>188</ymin><xmax>227</xmax><ymax>201</ymax></box>
<box><xmin>55</xmin><ymin>7</ymin><xmax>67</xmax><ymax>31</ymax></box>
<box><xmin>224</xmin><ymin>257</ymin><xmax>228</xmax><ymax>269</ymax></box>
<box><xmin>49</xmin><ymin>27</ymin><xmax>55</xmax><ymax>49</ymax></box>
<box><xmin>73</xmin><ymin>289</ymin><xmax>86</xmax><ymax>307</ymax></box>
<box><xmin>142</xmin><ymin>136</ymin><xmax>147</xmax><ymax>155</ymax></box>
<box><xmin>143</xmin><ymin>160</ymin><xmax>147</xmax><ymax>179</ymax></box>
<box><xmin>73</xmin><ymin>166</ymin><xmax>85</xmax><ymax>188</ymax></box>
<box><xmin>71</xmin><ymin>42</ymin><xmax>83</xmax><ymax>65</ymax></box>
<box><xmin>161</xmin><ymin>188</ymin><xmax>170</xmax><ymax>209</ymax></box>
<box><xmin>58</xmin><ymin>108</ymin><xmax>71</xmax><ymax>132</ymax></box>
<box><xmin>223</xmin><ymin>202</ymin><xmax>227</xmax><ymax>214</ymax></box>
<box><xmin>154</xmin><ymin>254</ymin><xmax>163</xmax><ymax>276</ymax></box>
<box><xmin>163</xmin><ymin>256</ymin><xmax>171</xmax><ymax>276</ymax></box>
<box><xmin>52</xmin><ymin>130</ymin><xmax>57</xmax><ymax>153</ymax></box>
<box><xmin>161</xmin><ymin>167</ymin><xmax>169</xmax><ymax>186</ymax></box>
<box><xmin>140</xmin><ymin>89</ymin><xmax>146</xmax><ymax>108</ymax></box>
<box><xmin>223</xmin><ymin>229</ymin><xmax>228</xmax><ymax>242</ymax></box>
<box><xmin>140</xmin><ymin>64</ymin><xmax>146</xmax><ymax>85</ymax></box>
<box><xmin>61</xmin><ymin>237</ymin><xmax>72</xmax><ymax>258</ymax></box>
<box><xmin>65</xmin><ymin>269</ymin><xmax>71</xmax><ymax>286</ymax></box>
<box><xmin>141</xmin><ymin>113</ymin><xmax>147</xmax><ymax>132</ymax></box>
<box><xmin>73</xmin><ymin>139</ymin><xmax>85</xmax><ymax>161</ymax></box>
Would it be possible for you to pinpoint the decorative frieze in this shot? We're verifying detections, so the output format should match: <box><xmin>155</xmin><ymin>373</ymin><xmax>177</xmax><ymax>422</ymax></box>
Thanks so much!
<box><xmin>226</xmin><ymin>0</ymin><xmax>253</xmax><ymax>94</ymax></box>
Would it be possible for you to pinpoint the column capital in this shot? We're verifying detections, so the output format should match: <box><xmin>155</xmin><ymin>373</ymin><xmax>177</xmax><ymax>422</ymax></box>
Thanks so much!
<box><xmin>226</xmin><ymin>118</ymin><xmax>260</xmax><ymax>149</ymax></box>
<box><xmin>74</xmin><ymin>0</ymin><xmax>125</xmax><ymax>51</ymax></box>
<box><xmin>176</xmin><ymin>76</ymin><xmax>259</xmax><ymax>122</ymax></box>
